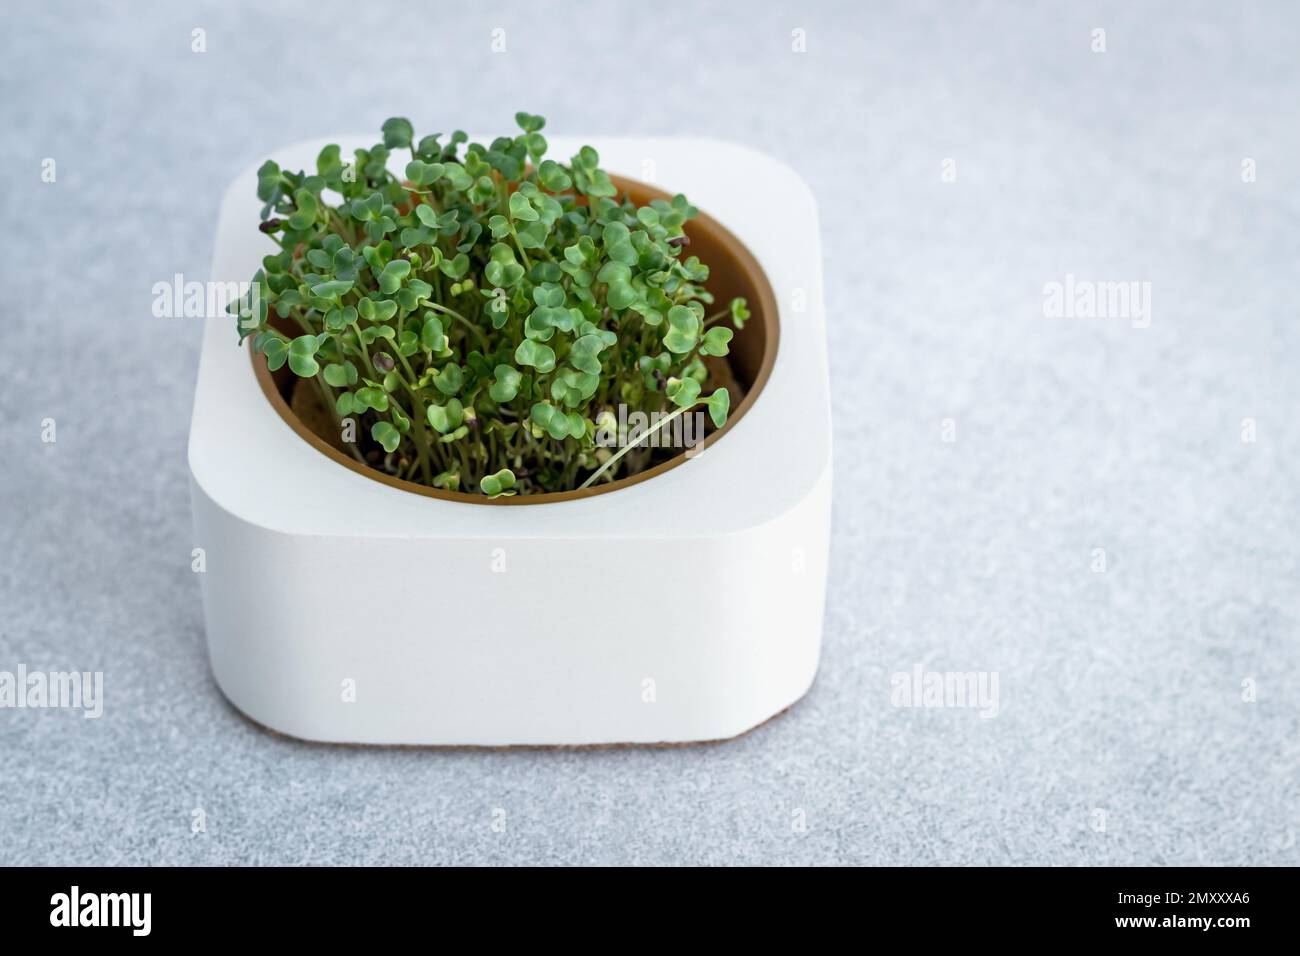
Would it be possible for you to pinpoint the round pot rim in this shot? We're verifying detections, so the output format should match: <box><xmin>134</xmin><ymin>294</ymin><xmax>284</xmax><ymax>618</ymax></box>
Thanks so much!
<box><xmin>250</xmin><ymin>172</ymin><xmax>779</xmax><ymax>506</ymax></box>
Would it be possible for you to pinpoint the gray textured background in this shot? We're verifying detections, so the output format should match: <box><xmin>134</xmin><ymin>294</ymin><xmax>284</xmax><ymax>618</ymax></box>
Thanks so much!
<box><xmin>2</xmin><ymin>0</ymin><xmax>1297</xmax><ymax>865</ymax></box>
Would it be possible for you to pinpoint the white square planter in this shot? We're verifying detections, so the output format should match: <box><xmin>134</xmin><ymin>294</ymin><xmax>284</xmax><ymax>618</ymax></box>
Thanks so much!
<box><xmin>189</xmin><ymin>135</ymin><xmax>831</xmax><ymax>745</ymax></box>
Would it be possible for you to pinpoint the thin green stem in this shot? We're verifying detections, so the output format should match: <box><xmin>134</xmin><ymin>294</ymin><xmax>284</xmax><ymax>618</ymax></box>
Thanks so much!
<box><xmin>425</xmin><ymin>302</ymin><xmax>489</xmax><ymax>351</ymax></box>
<box><xmin>498</xmin><ymin>180</ymin><xmax>534</xmax><ymax>269</ymax></box>
<box><xmin>702</xmin><ymin>308</ymin><xmax>732</xmax><ymax>329</ymax></box>
<box><xmin>313</xmin><ymin>373</ymin><xmax>367</xmax><ymax>465</ymax></box>
<box><xmin>349</xmin><ymin>323</ymin><xmax>379</xmax><ymax>378</ymax></box>
<box><xmin>578</xmin><ymin>402</ymin><xmax>695</xmax><ymax>490</ymax></box>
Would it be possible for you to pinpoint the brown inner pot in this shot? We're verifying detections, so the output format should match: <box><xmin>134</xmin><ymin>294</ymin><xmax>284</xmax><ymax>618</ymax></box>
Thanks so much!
<box><xmin>252</xmin><ymin>173</ymin><xmax>778</xmax><ymax>505</ymax></box>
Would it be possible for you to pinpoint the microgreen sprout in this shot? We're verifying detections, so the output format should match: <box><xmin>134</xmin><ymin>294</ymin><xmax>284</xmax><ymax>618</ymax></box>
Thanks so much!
<box><xmin>237</xmin><ymin>113</ymin><xmax>745</xmax><ymax>496</ymax></box>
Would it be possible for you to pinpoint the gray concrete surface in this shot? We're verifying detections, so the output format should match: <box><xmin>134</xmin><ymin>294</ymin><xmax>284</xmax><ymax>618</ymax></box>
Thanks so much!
<box><xmin>1</xmin><ymin>0</ymin><xmax>1297</xmax><ymax>865</ymax></box>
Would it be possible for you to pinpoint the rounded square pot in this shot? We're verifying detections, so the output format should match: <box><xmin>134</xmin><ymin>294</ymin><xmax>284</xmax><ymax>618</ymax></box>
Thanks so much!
<box><xmin>189</xmin><ymin>135</ymin><xmax>831</xmax><ymax>745</ymax></box>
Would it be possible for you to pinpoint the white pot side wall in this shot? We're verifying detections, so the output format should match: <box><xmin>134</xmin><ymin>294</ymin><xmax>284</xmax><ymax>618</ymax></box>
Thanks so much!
<box><xmin>189</xmin><ymin>136</ymin><xmax>831</xmax><ymax>745</ymax></box>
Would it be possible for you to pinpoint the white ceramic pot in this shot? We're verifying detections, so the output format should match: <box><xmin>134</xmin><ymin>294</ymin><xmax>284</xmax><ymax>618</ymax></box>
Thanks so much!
<box><xmin>189</xmin><ymin>135</ymin><xmax>831</xmax><ymax>745</ymax></box>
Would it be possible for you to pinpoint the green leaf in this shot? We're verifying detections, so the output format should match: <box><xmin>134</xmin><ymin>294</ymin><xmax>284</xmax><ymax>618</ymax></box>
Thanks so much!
<box><xmin>550</xmin><ymin>367</ymin><xmax>599</xmax><ymax>407</ymax></box>
<box><xmin>405</xmin><ymin>277</ymin><xmax>432</xmax><ymax>302</ymax></box>
<box><xmin>596</xmin><ymin>261</ymin><xmax>630</xmax><ymax>284</ymax></box>
<box><xmin>414</xmin><ymin>204</ymin><xmax>440</xmax><ymax>228</ymax></box>
<box><xmin>729</xmin><ymin>296</ymin><xmax>750</xmax><ymax>329</ymax></box>
<box><xmin>568</xmin><ymin>333</ymin><xmax>608</xmax><ymax>375</ymax></box>
<box><xmin>439</xmin><ymin>253</ymin><xmax>469</xmax><ymax>279</ymax></box>
<box><xmin>433</xmin><ymin>469</ymin><xmax>461</xmax><ymax>491</ymax></box>
<box><xmin>421</xmin><ymin>314</ymin><xmax>447</xmax><ymax>351</ymax></box>
<box><xmin>666</xmin><ymin>376</ymin><xmax>702</xmax><ymax>408</ymax></box>
<box><xmin>317</xmin><ymin>144</ymin><xmax>343</xmax><ymax>177</ymax></box>
<box><xmin>532</xmin><ymin>283</ymin><xmax>565</xmax><ymax>308</ymax></box>
<box><xmin>432</xmin><ymin>363</ymin><xmax>464</xmax><ymax>396</ymax></box>
<box><xmin>361</xmin><ymin>298</ymin><xmax>397</xmax><ymax>323</ymax></box>
<box><xmin>663</xmin><ymin>305</ymin><xmax>700</xmax><ymax>354</ymax></box>
<box><xmin>311</xmin><ymin>279</ymin><xmax>354</xmax><ymax>299</ymax></box>
<box><xmin>378</xmin><ymin>259</ymin><xmax>411</xmax><ymax>294</ymax></box>
<box><xmin>530</xmin><ymin>402</ymin><xmax>583</xmax><ymax>440</ymax></box>
<box><xmin>607</xmin><ymin>239</ymin><xmax>637</xmax><ymax>265</ymax></box>
<box><xmin>485</xmin><ymin>256</ymin><xmax>524</xmax><ymax>288</ymax></box>
<box><xmin>514</xmin><ymin>338</ymin><xmax>556</xmax><ymax>373</ymax></box>
<box><xmin>287</xmin><ymin>189</ymin><xmax>319</xmax><ymax>231</ymax></box>
<box><xmin>516</xmin><ymin>220</ymin><xmax>549</xmax><ymax>249</ymax></box>
<box><xmin>705</xmin><ymin>387</ymin><xmax>731</xmax><ymax>428</ymax></box>
<box><xmin>382</xmin><ymin>117</ymin><xmax>414</xmax><ymax>150</ymax></box>
<box><xmin>538</xmin><ymin>160</ymin><xmax>571</xmax><ymax>191</ymax></box>
<box><xmin>442</xmin><ymin>163</ymin><xmax>473</xmax><ymax>191</ymax></box>
<box><xmin>480</xmin><ymin>468</ymin><xmax>517</xmax><ymax>498</ymax></box>
<box><xmin>514</xmin><ymin>112</ymin><xmax>545</xmax><ymax>133</ymax></box>
<box><xmin>322</xmin><ymin>361</ymin><xmax>358</xmax><ymax>388</ymax></box>
<box><xmin>489</xmin><ymin>365</ymin><xmax>522</xmax><ymax>402</ymax></box>
<box><xmin>426</xmin><ymin>398</ymin><xmax>464</xmax><ymax>434</ymax></box>
<box><xmin>372</xmin><ymin>420</ymin><xmax>401</xmax><ymax>453</ymax></box>
<box><xmin>508</xmin><ymin>191</ymin><xmax>538</xmax><ymax>222</ymax></box>
<box><xmin>699</xmin><ymin>326</ymin><xmax>734</xmax><ymax>357</ymax></box>
<box><xmin>256</xmin><ymin>160</ymin><xmax>282</xmax><ymax>202</ymax></box>
<box><xmin>261</xmin><ymin>337</ymin><xmax>288</xmax><ymax>372</ymax></box>
<box><xmin>524</xmin><ymin>132</ymin><xmax>547</xmax><ymax>162</ymax></box>
<box><xmin>288</xmin><ymin>352</ymin><xmax>320</xmax><ymax>377</ymax></box>
<box><xmin>354</xmin><ymin>386</ymin><xmax>389</xmax><ymax>412</ymax></box>
<box><xmin>606</xmin><ymin>280</ymin><xmax>637</xmax><ymax>311</ymax></box>
<box><xmin>288</xmin><ymin>334</ymin><xmax>321</xmax><ymax>356</ymax></box>
<box><xmin>602</xmin><ymin>222</ymin><xmax>630</xmax><ymax>247</ymax></box>
<box><xmin>350</xmin><ymin>192</ymin><xmax>383</xmax><ymax>223</ymax></box>
<box><xmin>405</xmin><ymin>159</ymin><xmax>445</xmax><ymax>187</ymax></box>
<box><xmin>629</xmin><ymin>301</ymin><xmax>663</xmax><ymax>326</ymax></box>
